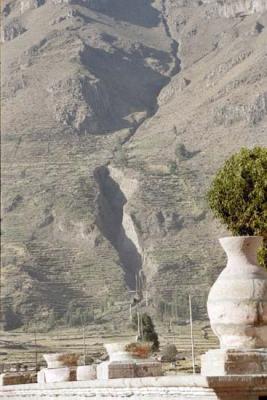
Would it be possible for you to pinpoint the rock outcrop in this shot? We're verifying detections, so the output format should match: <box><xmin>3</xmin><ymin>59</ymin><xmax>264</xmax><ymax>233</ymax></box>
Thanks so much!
<box><xmin>203</xmin><ymin>0</ymin><xmax>267</xmax><ymax>17</ymax></box>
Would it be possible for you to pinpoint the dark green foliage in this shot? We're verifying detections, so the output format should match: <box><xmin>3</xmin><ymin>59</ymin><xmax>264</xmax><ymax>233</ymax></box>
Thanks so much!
<box><xmin>175</xmin><ymin>143</ymin><xmax>201</xmax><ymax>161</ymax></box>
<box><xmin>175</xmin><ymin>143</ymin><xmax>189</xmax><ymax>160</ymax></box>
<box><xmin>132</xmin><ymin>312</ymin><xmax>159</xmax><ymax>351</ymax></box>
<box><xmin>167</xmin><ymin>161</ymin><xmax>178</xmax><ymax>175</ymax></box>
<box><xmin>207</xmin><ymin>147</ymin><xmax>267</xmax><ymax>267</ymax></box>
<box><xmin>4</xmin><ymin>306</ymin><xmax>22</xmax><ymax>330</ymax></box>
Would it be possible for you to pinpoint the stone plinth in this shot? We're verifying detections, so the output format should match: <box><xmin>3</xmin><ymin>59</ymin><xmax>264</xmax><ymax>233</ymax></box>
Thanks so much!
<box><xmin>135</xmin><ymin>360</ymin><xmax>162</xmax><ymax>378</ymax></box>
<box><xmin>37</xmin><ymin>367</ymin><xmax>70</xmax><ymax>383</ymax></box>
<box><xmin>77</xmin><ymin>365</ymin><xmax>97</xmax><ymax>381</ymax></box>
<box><xmin>97</xmin><ymin>361</ymin><xmax>135</xmax><ymax>379</ymax></box>
<box><xmin>202</xmin><ymin>349</ymin><xmax>267</xmax><ymax>376</ymax></box>
<box><xmin>97</xmin><ymin>360</ymin><xmax>162</xmax><ymax>380</ymax></box>
<box><xmin>0</xmin><ymin>373</ymin><xmax>35</xmax><ymax>386</ymax></box>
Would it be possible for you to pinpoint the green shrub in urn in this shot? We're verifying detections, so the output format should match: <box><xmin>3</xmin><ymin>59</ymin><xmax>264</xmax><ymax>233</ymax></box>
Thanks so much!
<box><xmin>207</xmin><ymin>147</ymin><xmax>267</xmax><ymax>267</ymax></box>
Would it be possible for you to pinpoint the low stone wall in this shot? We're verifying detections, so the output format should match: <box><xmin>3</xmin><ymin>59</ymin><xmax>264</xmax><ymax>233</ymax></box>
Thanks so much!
<box><xmin>1</xmin><ymin>375</ymin><xmax>267</xmax><ymax>399</ymax></box>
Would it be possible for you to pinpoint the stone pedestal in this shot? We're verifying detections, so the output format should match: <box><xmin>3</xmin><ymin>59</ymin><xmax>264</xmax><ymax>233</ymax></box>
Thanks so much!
<box><xmin>76</xmin><ymin>365</ymin><xmax>97</xmax><ymax>381</ymax></box>
<box><xmin>135</xmin><ymin>360</ymin><xmax>162</xmax><ymax>378</ymax></box>
<box><xmin>0</xmin><ymin>373</ymin><xmax>34</xmax><ymax>386</ymax></box>
<box><xmin>97</xmin><ymin>361</ymin><xmax>135</xmax><ymax>379</ymax></box>
<box><xmin>97</xmin><ymin>360</ymin><xmax>162</xmax><ymax>380</ymax></box>
<box><xmin>37</xmin><ymin>367</ymin><xmax>70</xmax><ymax>383</ymax></box>
<box><xmin>201</xmin><ymin>349</ymin><xmax>267</xmax><ymax>376</ymax></box>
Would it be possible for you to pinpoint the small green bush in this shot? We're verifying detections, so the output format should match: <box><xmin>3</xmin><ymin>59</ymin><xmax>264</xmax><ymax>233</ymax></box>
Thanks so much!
<box><xmin>167</xmin><ymin>161</ymin><xmax>178</xmax><ymax>175</ymax></box>
<box><xmin>207</xmin><ymin>147</ymin><xmax>267</xmax><ymax>267</ymax></box>
<box><xmin>175</xmin><ymin>143</ymin><xmax>188</xmax><ymax>160</ymax></box>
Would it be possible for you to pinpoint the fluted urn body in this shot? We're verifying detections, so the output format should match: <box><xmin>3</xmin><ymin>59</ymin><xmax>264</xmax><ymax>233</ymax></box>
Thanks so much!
<box><xmin>207</xmin><ymin>236</ymin><xmax>267</xmax><ymax>349</ymax></box>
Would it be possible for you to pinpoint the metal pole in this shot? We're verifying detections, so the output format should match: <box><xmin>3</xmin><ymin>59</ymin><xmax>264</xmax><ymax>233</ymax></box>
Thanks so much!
<box><xmin>145</xmin><ymin>291</ymin><xmax>148</xmax><ymax>307</ymax></box>
<box><xmin>129</xmin><ymin>303</ymin><xmax>132</xmax><ymax>322</ymax></box>
<box><xmin>137</xmin><ymin>311</ymin><xmax>140</xmax><ymax>340</ymax></box>
<box><xmin>140</xmin><ymin>312</ymin><xmax>143</xmax><ymax>340</ymax></box>
<box><xmin>189</xmin><ymin>295</ymin><xmax>196</xmax><ymax>374</ymax></box>
<box><xmin>34</xmin><ymin>331</ymin><xmax>37</xmax><ymax>372</ymax></box>
<box><xmin>83</xmin><ymin>325</ymin><xmax>86</xmax><ymax>366</ymax></box>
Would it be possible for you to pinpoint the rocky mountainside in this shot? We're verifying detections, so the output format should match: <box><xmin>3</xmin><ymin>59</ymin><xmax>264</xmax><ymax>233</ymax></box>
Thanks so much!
<box><xmin>1</xmin><ymin>0</ymin><xmax>267</xmax><ymax>330</ymax></box>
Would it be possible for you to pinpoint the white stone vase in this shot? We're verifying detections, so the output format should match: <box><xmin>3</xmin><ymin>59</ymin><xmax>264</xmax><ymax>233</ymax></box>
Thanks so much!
<box><xmin>207</xmin><ymin>236</ymin><xmax>267</xmax><ymax>349</ymax></box>
<box><xmin>104</xmin><ymin>343</ymin><xmax>136</xmax><ymax>362</ymax></box>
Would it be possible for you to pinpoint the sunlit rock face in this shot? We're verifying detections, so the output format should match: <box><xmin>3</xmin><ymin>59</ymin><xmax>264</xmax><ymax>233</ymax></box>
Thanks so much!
<box><xmin>203</xmin><ymin>0</ymin><xmax>267</xmax><ymax>17</ymax></box>
<box><xmin>220</xmin><ymin>0</ymin><xmax>267</xmax><ymax>17</ymax></box>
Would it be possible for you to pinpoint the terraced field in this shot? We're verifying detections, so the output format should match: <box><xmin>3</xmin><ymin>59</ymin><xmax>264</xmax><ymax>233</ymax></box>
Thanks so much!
<box><xmin>0</xmin><ymin>321</ymin><xmax>218</xmax><ymax>373</ymax></box>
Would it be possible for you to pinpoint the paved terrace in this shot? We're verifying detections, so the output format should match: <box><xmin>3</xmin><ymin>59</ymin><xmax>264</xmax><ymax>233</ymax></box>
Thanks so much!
<box><xmin>1</xmin><ymin>375</ymin><xmax>267</xmax><ymax>399</ymax></box>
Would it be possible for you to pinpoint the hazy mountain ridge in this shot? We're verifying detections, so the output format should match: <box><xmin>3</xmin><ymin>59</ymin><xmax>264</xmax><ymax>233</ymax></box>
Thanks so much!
<box><xmin>1</xmin><ymin>0</ymin><xmax>267</xmax><ymax>330</ymax></box>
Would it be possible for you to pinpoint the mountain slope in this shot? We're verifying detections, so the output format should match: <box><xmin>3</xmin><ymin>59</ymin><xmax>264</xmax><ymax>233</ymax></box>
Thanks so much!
<box><xmin>1</xmin><ymin>0</ymin><xmax>267</xmax><ymax>330</ymax></box>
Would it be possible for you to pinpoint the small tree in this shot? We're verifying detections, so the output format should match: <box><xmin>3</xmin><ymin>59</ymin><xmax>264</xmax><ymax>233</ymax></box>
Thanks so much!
<box><xmin>167</xmin><ymin>161</ymin><xmax>178</xmax><ymax>175</ymax></box>
<box><xmin>132</xmin><ymin>312</ymin><xmax>159</xmax><ymax>351</ymax></box>
<box><xmin>207</xmin><ymin>147</ymin><xmax>267</xmax><ymax>267</ymax></box>
<box><xmin>175</xmin><ymin>143</ymin><xmax>188</xmax><ymax>160</ymax></box>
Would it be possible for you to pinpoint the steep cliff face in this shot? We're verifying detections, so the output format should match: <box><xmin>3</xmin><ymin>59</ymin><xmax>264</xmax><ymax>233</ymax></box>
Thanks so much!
<box><xmin>1</xmin><ymin>0</ymin><xmax>267</xmax><ymax>330</ymax></box>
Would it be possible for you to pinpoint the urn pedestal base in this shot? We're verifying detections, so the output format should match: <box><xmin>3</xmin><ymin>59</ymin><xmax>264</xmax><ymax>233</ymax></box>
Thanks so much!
<box><xmin>37</xmin><ymin>367</ymin><xmax>70</xmax><ymax>383</ymax></box>
<box><xmin>97</xmin><ymin>360</ymin><xmax>162</xmax><ymax>380</ymax></box>
<box><xmin>201</xmin><ymin>349</ymin><xmax>267</xmax><ymax>376</ymax></box>
<box><xmin>76</xmin><ymin>365</ymin><xmax>97</xmax><ymax>381</ymax></box>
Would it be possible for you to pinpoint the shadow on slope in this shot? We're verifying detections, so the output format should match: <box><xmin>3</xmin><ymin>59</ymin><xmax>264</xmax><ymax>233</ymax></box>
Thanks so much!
<box><xmin>83</xmin><ymin>0</ymin><xmax>160</xmax><ymax>28</ymax></box>
<box><xmin>80</xmin><ymin>44</ymin><xmax>171</xmax><ymax>133</ymax></box>
<box><xmin>94</xmin><ymin>166</ymin><xmax>142</xmax><ymax>290</ymax></box>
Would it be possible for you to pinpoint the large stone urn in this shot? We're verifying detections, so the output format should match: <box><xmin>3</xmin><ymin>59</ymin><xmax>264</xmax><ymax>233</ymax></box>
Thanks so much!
<box><xmin>104</xmin><ymin>342</ymin><xmax>136</xmax><ymax>362</ymax></box>
<box><xmin>202</xmin><ymin>236</ymin><xmax>267</xmax><ymax>376</ymax></box>
<box><xmin>43</xmin><ymin>353</ymin><xmax>70</xmax><ymax>369</ymax></box>
<box><xmin>207</xmin><ymin>236</ymin><xmax>267</xmax><ymax>349</ymax></box>
<box><xmin>38</xmin><ymin>353</ymin><xmax>78</xmax><ymax>383</ymax></box>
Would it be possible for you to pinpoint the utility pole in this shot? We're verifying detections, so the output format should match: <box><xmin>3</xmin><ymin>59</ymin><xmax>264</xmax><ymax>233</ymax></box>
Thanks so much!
<box><xmin>34</xmin><ymin>330</ymin><xmax>38</xmax><ymax>372</ymax></box>
<box><xmin>140</xmin><ymin>312</ymin><xmax>143</xmax><ymax>340</ymax></box>
<box><xmin>129</xmin><ymin>303</ymin><xmax>132</xmax><ymax>322</ymax></box>
<box><xmin>137</xmin><ymin>311</ymin><xmax>140</xmax><ymax>341</ymax></box>
<box><xmin>83</xmin><ymin>325</ymin><xmax>86</xmax><ymax>366</ymax></box>
<box><xmin>189</xmin><ymin>295</ymin><xmax>196</xmax><ymax>374</ymax></box>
